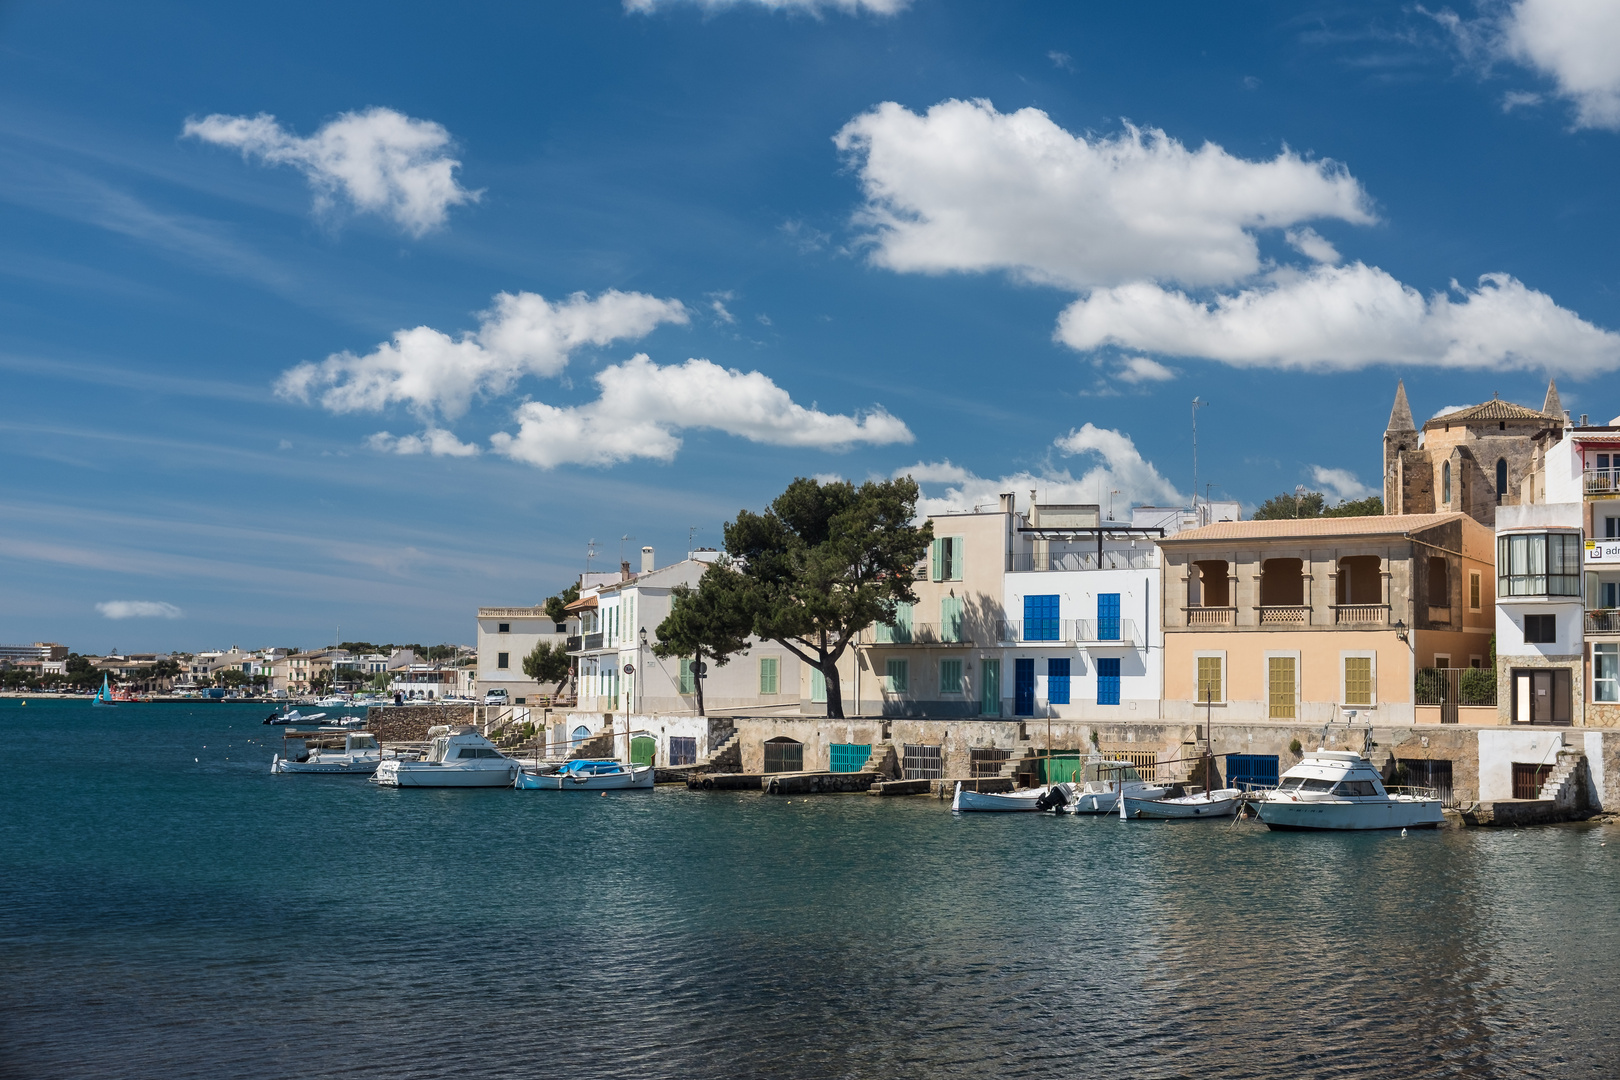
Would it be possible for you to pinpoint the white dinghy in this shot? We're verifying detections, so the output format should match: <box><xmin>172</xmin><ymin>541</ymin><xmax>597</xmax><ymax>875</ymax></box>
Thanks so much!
<box><xmin>372</xmin><ymin>727</ymin><xmax>519</xmax><ymax>788</ymax></box>
<box><xmin>951</xmin><ymin>781</ymin><xmax>1074</xmax><ymax>813</ymax></box>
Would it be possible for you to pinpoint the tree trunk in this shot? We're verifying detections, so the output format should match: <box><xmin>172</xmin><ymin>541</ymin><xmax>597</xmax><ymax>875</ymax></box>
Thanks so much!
<box><xmin>694</xmin><ymin>648</ymin><xmax>706</xmax><ymax>717</ymax></box>
<box><xmin>822</xmin><ymin>656</ymin><xmax>843</xmax><ymax>719</ymax></box>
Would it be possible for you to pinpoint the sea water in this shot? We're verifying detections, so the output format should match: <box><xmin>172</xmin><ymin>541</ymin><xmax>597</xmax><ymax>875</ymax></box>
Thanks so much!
<box><xmin>1</xmin><ymin>699</ymin><xmax>1616</xmax><ymax>1078</ymax></box>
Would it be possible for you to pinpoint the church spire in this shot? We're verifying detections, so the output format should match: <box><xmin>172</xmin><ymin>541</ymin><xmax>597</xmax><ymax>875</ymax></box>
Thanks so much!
<box><xmin>1387</xmin><ymin>379</ymin><xmax>1416</xmax><ymax>432</ymax></box>
<box><xmin>1542</xmin><ymin>378</ymin><xmax>1562</xmax><ymax>418</ymax></box>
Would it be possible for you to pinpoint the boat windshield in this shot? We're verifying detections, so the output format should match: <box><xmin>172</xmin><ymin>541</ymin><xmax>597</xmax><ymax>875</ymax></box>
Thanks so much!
<box><xmin>1279</xmin><ymin>776</ymin><xmax>1306</xmax><ymax>790</ymax></box>
<box><xmin>1333</xmin><ymin>779</ymin><xmax>1379</xmax><ymax>797</ymax></box>
<box><xmin>427</xmin><ymin>738</ymin><xmax>448</xmax><ymax>763</ymax></box>
<box><xmin>349</xmin><ymin>735</ymin><xmax>378</xmax><ymax>750</ymax></box>
<box><xmin>1300</xmin><ymin>778</ymin><xmax>1335</xmax><ymax>792</ymax></box>
<box><xmin>1082</xmin><ymin>764</ymin><xmax>1141</xmax><ymax>783</ymax></box>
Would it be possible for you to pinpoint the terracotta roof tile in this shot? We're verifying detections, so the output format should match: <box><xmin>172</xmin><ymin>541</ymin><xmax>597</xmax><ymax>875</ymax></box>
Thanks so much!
<box><xmin>1160</xmin><ymin>512</ymin><xmax>1467</xmax><ymax>543</ymax></box>
<box><xmin>1425</xmin><ymin>399</ymin><xmax>1556</xmax><ymax>425</ymax></box>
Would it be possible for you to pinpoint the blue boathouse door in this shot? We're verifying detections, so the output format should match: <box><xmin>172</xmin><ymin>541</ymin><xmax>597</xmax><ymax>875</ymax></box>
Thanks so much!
<box><xmin>1014</xmin><ymin>658</ymin><xmax>1036</xmax><ymax>716</ymax></box>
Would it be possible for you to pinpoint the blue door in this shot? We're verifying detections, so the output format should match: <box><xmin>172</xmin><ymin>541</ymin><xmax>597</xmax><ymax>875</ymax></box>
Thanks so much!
<box><xmin>1096</xmin><ymin>657</ymin><xmax>1121</xmax><ymax>705</ymax></box>
<box><xmin>829</xmin><ymin>743</ymin><xmax>871</xmax><ymax>773</ymax></box>
<box><xmin>1098</xmin><ymin>593</ymin><xmax>1120</xmax><ymax>641</ymax></box>
<box><xmin>1047</xmin><ymin>657</ymin><xmax>1071</xmax><ymax>705</ymax></box>
<box><xmin>1014</xmin><ymin>658</ymin><xmax>1036</xmax><ymax>716</ymax></box>
<box><xmin>1226</xmin><ymin>754</ymin><xmax>1280</xmax><ymax>791</ymax></box>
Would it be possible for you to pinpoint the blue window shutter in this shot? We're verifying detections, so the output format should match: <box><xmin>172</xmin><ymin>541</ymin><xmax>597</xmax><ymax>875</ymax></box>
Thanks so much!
<box><xmin>1023</xmin><ymin>595</ymin><xmax>1059</xmax><ymax>641</ymax></box>
<box><xmin>1097</xmin><ymin>657</ymin><xmax>1120</xmax><ymax>705</ymax></box>
<box><xmin>1098</xmin><ymin>593</ymin><xmax>1120</xmax><ymax>641</ymax></box>
<box><xmin>1047</xmin><ymin>657</ymin><xmax>1071</xmax><ymax>705</ymax></box>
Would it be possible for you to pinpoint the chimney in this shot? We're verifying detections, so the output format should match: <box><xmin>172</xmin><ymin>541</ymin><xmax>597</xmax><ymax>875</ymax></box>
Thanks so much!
<box><xmin>1028</xmin><ymin>491</ymin><xmax>1040</xmax><ymax>527</ymax></box>
<box><xmin>999</xmin><ymin>492</ymin><xmax>1014</xmax><ymax>515</ymax></box>
<box><xmin>620</xmin><ymin>560</ymin><xmax>631</xmax><ymax>579</ymax></box>
<box><xmin>641</xmin><ymin>546</ymin><xmax>655</xmax><ymax>574</ymax></box>
<box><xmin>1581</xmin><ymin>414</ymin><xmax>1590</xmax><ymax>427</ymax></box>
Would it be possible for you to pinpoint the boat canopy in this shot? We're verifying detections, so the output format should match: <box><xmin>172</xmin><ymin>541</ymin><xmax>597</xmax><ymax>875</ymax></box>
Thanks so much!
<box><xmin>560</xmin><ymin>759</ymin><xmax>627</xmax><ymax>775</ymax></box>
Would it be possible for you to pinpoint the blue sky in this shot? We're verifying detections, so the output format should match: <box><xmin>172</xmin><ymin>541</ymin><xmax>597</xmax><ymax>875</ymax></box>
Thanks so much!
<box><xmin>4</xmin><ymin>0</ymin><xmax>1620</xmax><ymax>653</ymax></box>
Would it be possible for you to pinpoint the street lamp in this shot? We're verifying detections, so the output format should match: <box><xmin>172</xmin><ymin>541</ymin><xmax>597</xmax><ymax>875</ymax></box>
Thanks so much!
<box><xmin>637</xmin><ymin>627</ymin><xmax>647</xmax><ymax>713</ymax></box>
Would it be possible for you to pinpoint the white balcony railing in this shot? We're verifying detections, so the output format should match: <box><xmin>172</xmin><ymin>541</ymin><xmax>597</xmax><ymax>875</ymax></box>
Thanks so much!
<box><xmin>1584</xmin><ymin>469</ymin><xmax>1619</xmax><ymax>497</ymax></box>
<box><xmin>1185</xmin><ymin>606</ymin><xmax>1236</xmax><ymax>627</ymax></box>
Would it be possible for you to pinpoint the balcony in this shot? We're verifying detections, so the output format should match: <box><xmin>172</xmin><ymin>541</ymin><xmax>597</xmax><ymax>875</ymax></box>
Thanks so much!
<box><xmin>1333</xmin><ymin>604</ymin><xmax>1389</xmax><ymax>626</ymax></box>
<box><xmin>1185</xmin><ymin>606</ymin><xmax>1235</xmax><ymax>627</ymax></box>
<box><xmin>992</xmin><ymin>619</ymin><xmax>1140</xmax><ymax>646</ymax></box>
<box><xmin>1589</xmin><ymin>610</ymin><xmax>1620</xmax><ymax>635</ymax></box>
<box><xmin>1257</xmin><ymin>605</ymin><xmax>1310</xmax><ymax>626</ymax></box>
<box><xmin>582</xmin><ymin>633</ymin><xmax>604</xmax><ymax>651</ymax></box>
<box><xmin>1073</xmin><ymin>618</ymin><xmax>1141</xmax><ymax>646</ymax></box>
<box><xmin>565</xmin><ymin>635</ymin><xmax>583</xmax><ymax>652</ymax></box>
<box><xmin>862</xmin><ymin>622</ymin><xmax>968</xmax><ymax>646</ymax></box>
<box><xmin>1584</xmin><ymin>469</ymin><xmax>1619</xmax><ymax>497</ymax></box>
<box><xmin>1010</xmin><ymin>550</ymin><xmax>1155</xmax><ymax>572</ymax></box>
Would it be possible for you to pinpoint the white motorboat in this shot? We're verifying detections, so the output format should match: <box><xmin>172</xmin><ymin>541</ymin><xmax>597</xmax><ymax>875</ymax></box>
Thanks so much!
<box><xmin>271</xmin><ymin>731</ymin><xmax>382</xmax><ymax>775</ymax></box>
<box><xmin>1123</xmin><ymin>787</ymin><xmax>1243</xmax><ymax>820</ymax></box>
<box><xmin>1252</xmin><ymin>749</ymin><xmax>1444</xmax><ymax>831</ymax></box>
<box><xmin>314</xmin><ymin>695</ymin><xmax>350</xmax><ymax>708</ymax></box>
<box><xmin>515</xmin><ymin>758</ymin><xmax>653</xmax><ymax>791</ymax></box>
<box><xmin>264</xmin><ymin>708</ymin><xmax>326</xmax><ymax>726</ymax></box>
<box><xmin>951</xmin><ymin>781</ymin><xmax>1074</xmax><ymax>812</ymax></box>
<box><xmin>1068</xmin><ymin>758</ymin><xmax>1169</xmax><ymax>814</ymax></box>
<box><xmin>372</xmin><ymin>727</ymin><xmax>519</xmax><ymax>788</ymax></box>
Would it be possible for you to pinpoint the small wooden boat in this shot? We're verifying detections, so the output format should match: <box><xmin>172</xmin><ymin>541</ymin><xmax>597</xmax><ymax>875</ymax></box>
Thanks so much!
<box><xmin>1122</xmin><ymin>788</ymin><xmax>1242</xmax><ymax>820</ymax></box>
<box><xmin>515</xmin><ymin>759</ymin><xmax>653</xmax><ymax>791</ymax></box>
<box><xmin>951</xmin><ymin>781</ymin><xmax>1073</xmax><ymax>812</ymax></box>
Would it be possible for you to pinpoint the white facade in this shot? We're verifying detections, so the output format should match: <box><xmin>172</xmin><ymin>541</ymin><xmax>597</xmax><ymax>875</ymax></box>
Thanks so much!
<box><xmin>476</xmin><ymin>607</ymin><xmax>567</xmax><ymax>703</ymax></box>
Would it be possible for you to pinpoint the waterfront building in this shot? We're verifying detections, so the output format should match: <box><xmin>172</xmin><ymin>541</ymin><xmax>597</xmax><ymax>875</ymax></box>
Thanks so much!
<box><xmin>1158</xmin><ymin>513</ymin><xmax>1496</xmax><ymax>725</ymax></box>
<box><xmin>475</xmin><ymin>605</ymin><xmax>567</xmax><ymax>703</ymax></box>
<box><xmin>0</xmin><ymin>642</ymin><xmax>68</xmax><ymax>663</ymax></box>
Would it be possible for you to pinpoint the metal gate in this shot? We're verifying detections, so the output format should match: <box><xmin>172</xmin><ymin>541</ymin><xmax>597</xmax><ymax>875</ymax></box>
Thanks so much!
<box><xmin>829</xmin><ymin>743</ymin><xmax>871</xmax><ymax>773</ymax></box>
<box><xmin>763</xmin><ymin>738</ymin><xmax>803</xmax><ymax>773</ymax></box>
<box><xmin>903</xmin><ymin>744</ymin><xmax>943</xmax><ymax>779</ymax></box>
<box><xmin>1226</xmin><ymin>753</ymin><xmax>1279</xmax><ymax>791</ymax></box>
<box><xmin>668</xmin><ymin>736</ymin><xmax>697</xmax><ymax>766</ymax></box>
<box><xmin>1014</xmin><ymin>658</ymin><xmax>1035</xmax><ymax>716</ymax></box>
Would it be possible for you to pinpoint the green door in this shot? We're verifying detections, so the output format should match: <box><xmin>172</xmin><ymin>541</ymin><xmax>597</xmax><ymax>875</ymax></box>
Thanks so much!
<box><xmin>980</xmin><ymin>659</ymin><xmax>1001</xmax><ymax>716</ymax></box>
<box><xmin>630</xmin><ymin>736</ymin><xmax>656</xmax><ymax>767</ymax></box>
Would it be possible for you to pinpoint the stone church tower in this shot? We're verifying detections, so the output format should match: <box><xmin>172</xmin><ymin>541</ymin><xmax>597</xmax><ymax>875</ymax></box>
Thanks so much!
<box><xmin>1383</xmin><ymin>379</ymin><xmax>1565</xmax><ymax>527</ymax></box>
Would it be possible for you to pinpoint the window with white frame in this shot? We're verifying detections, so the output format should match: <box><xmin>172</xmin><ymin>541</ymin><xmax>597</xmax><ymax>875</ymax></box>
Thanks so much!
<box><xmin>1595</xmin><ymin>644</ymin><xmax>1619</xmax><ymax>703</ymax></box>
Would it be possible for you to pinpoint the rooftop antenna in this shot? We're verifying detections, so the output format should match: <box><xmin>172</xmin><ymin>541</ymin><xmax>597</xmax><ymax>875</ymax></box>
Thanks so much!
<box><xmin>688</xmin><ymin>525</ymin><xmax>699</xmax><ymax>554</ymax></box>
<box><xmin>1109</xmin><ymin>489</ymin><xmax>1121</xmax><ymax>521</ymax></box>
<box><xmin>619</xmin><ymin>534</ymin><xmax>634</xmax><ymax>564</ymax></box>
<box><xmin>1191</xmin><ymin>397</ymin><xmax>1209</xmax><ymax>522</ymax></box>
<box><xmin>586</xmin><ymin>538</ymin><xmax>598</xmax><ymax>576</ymax></box>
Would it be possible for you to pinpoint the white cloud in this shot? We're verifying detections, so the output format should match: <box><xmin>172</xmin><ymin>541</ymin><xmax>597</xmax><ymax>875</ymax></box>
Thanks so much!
<box><xmin>1309</xmin><ymin>465</ymin><xmax>1376</xmax><ymax>502</ymax></box>
<box><xmin>183</xmin><ymin>107</ymin><xmax>479</xmax><ymax>235</ymax></box>
<box><xmin>1499</xmin><ymin>0</ymin><xmax>1620</xmax><ymax>130</ymax></box>
<box><xmin>366</xmin><ymin>428</ymin><xmax>481</xmax><ymax>457</ymax></box>
<box><xmin>898</xmin><ymin>424</ymin><xmax>1183</xmax><ymax>519</ymax></box>
<box><xmin>1055</xmin><ymin>263</ymin><xmax>1620</xmax><ymax>375</ymax></box>
<box><xmin>1285</xmin><ymin>226</ymin><xmax>1340</xmax><ymax>264</ymax></box>
<box><xmin>490</xmin><ymin>354</ymin><xmax>912</xmax><ymax>468</ymax></box>
<box><xmin>97</xmin><ymin>600</ymin><xmax>182</xmax><ymax>619</ymax></box>
<box><xmin>834</xmin><ymin>98</ymin><xmax>1373</xmax><ymax>290</ymax></box>
<box><xmin>1116</xmin><ymin>356</ymin><xmax>1176</xmax><ymax>384</ymax></box>
<box><xmin>1430</xmin><ymin>404</ymin><xmax>1472</xmax><ymax>421</ymax></box>
<box><xmin>278</xmin><ymin>289</ymin><xmax>689</xmax><ymax>420</ymax></box>
<box><xmin>626</xmin><ymin>0</ymin><xmax>907</xmax><ymax>13</ymax></box>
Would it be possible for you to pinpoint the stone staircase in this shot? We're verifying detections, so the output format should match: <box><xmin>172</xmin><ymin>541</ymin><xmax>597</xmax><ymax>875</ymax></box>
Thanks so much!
<box><xmin>691</xmin><ymin>727</ymin><xmax>741</xmax><ymax>773</ymax></box>
<box><xmin>1538</xmin><ymin>749</ymin><xmax>1591</xmax><ymax>811</ymax></box>
<box><xmin>861</xmin><ymin>742</ymin><xmax>900</xmax><ymax>780</ymax></box>
<box><xmin>568</xmin><ymin>728</ymin><xmax>620</xmax><ymax>760</ymax></box>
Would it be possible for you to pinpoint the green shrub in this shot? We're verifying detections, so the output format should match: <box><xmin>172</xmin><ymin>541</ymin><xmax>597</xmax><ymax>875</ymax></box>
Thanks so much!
<box><xmin>1289</xmin><ymin>738</ymin><xmax>1302</xmax><ymax>756</ymax></box>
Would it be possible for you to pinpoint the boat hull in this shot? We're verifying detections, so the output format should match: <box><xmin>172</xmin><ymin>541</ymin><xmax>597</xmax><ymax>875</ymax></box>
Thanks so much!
<box><xmin>373</xmin><ymin>761</ymin><xmax>520</xmax><ymax>788</ymax></box>
<box><xmin>1255</xmin><ymin>796</ymin><xmax>1444</xmax><ymax>831</ymax></box>
<box><xmin>272</xmin><ymin>756</ymin><xmax>380</xmax><ymax>776</ymax></box>
<box><xmin>1071</xmin><ymin>784</ymin><xmax>1169</xmax><ymax>814</ymax></box>
<box><xmin>1125</xmin><ymin>792</ymin><xmax>1240</xmax><ymax>819</ymax></box>
<box><xmin>515</xmin><ymin>765</ymin><xmax>653</xmax><ymax>790</ymax></box>
<box><xmin>951</xmin><ymin>782</ymin><xmax>1052</xmax><ymax>812</ymax></box>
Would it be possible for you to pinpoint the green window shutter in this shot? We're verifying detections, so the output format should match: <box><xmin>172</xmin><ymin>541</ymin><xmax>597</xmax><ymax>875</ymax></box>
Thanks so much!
<box><xmin>931</xmin><ymin>538</ymin><xmax>942</xmax><ymax>582</ymax></box>
<box><xmin>876</xmin><ymin>620</ymin><xmax>894</xmax><ymax>644</ymax></box>
<box><xmin>941</xmin><ymin>596</ymin><xmax>963</xmax><ymax>642</ymax></box>
<box><xmin>885</xmin><ymin>658</ymin><xmax>908</xmax><ymax>693</ymax></box>
<box><xmin>951</xmin><ymin>536</ymin><xmax>966</xmax><ymax>581</ymax></box>
<box><xmin>940</xmin><ymin>658</ymin><xmax>962</xmax><ymax>694</ymax></box>
<box><xmin>810</xmin><ymin>667</ymin><xmax>827</xmax><ymax>703</ymax></box>
<box><xmin>895</xmin><ymin>601</ymin><xmax>913</xmax><ymax>643</ymax></box>
<box><xmin>679</xmin><ymin>658</ymin><xmax>695</xmax><ymax>695</ymax></box>
<box><xmin>759</xmin><ymin>657</ymin><xmax>779</xmax><ymax>695</ymax></box>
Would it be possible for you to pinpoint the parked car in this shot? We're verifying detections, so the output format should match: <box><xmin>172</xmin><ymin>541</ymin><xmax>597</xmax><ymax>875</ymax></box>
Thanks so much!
<box><xmin>482</xmin><ymin>688</ymin><xmax>509</xmax><ymax>705</ymax></box>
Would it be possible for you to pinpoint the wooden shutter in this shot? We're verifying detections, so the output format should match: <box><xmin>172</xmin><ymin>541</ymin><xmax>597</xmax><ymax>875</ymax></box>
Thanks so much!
<box><xmin>951</xmin><ymin>536</ymin><xmax>966</xmax><ymax>580</ymax></box>
<box><xmin>931</xmin><ymin>538</ymin><xmax>942</xmax><ymax>582</ymax></box>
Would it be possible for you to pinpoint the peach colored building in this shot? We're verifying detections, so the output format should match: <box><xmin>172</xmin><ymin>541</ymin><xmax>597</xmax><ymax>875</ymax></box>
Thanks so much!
<box><xmin>1159</xmin><ymin>513</ymin><xmax>1495</xmax><ymax>725</ymax></box>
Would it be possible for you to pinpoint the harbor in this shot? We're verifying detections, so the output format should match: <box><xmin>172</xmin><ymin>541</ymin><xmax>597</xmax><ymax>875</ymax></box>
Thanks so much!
<box><xmin>2</xmin><ymin>696</ymin><xmax>1617</xmax><ymax>1079</ymax></box>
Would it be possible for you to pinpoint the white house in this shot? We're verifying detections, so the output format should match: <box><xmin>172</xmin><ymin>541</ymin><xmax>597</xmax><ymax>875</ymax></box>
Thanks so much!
<box><xmin>475</xmin><ymin>607</ymin><xmax>568</xmax><ymax>703</ymax></box>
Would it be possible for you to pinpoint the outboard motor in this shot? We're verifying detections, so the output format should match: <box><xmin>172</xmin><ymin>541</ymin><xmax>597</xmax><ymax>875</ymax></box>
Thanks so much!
<box><xmin>1035</xmin><ymin>786</ymin><xmax>1069</xmax><ymax>812</ymax></box>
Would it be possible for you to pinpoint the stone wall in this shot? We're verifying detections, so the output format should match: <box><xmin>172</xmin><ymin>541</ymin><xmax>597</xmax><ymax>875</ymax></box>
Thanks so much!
<box><xmin>365</xmin><ymin>704</ymin><xmax>474</xmax><ymax>741</ymax></box>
